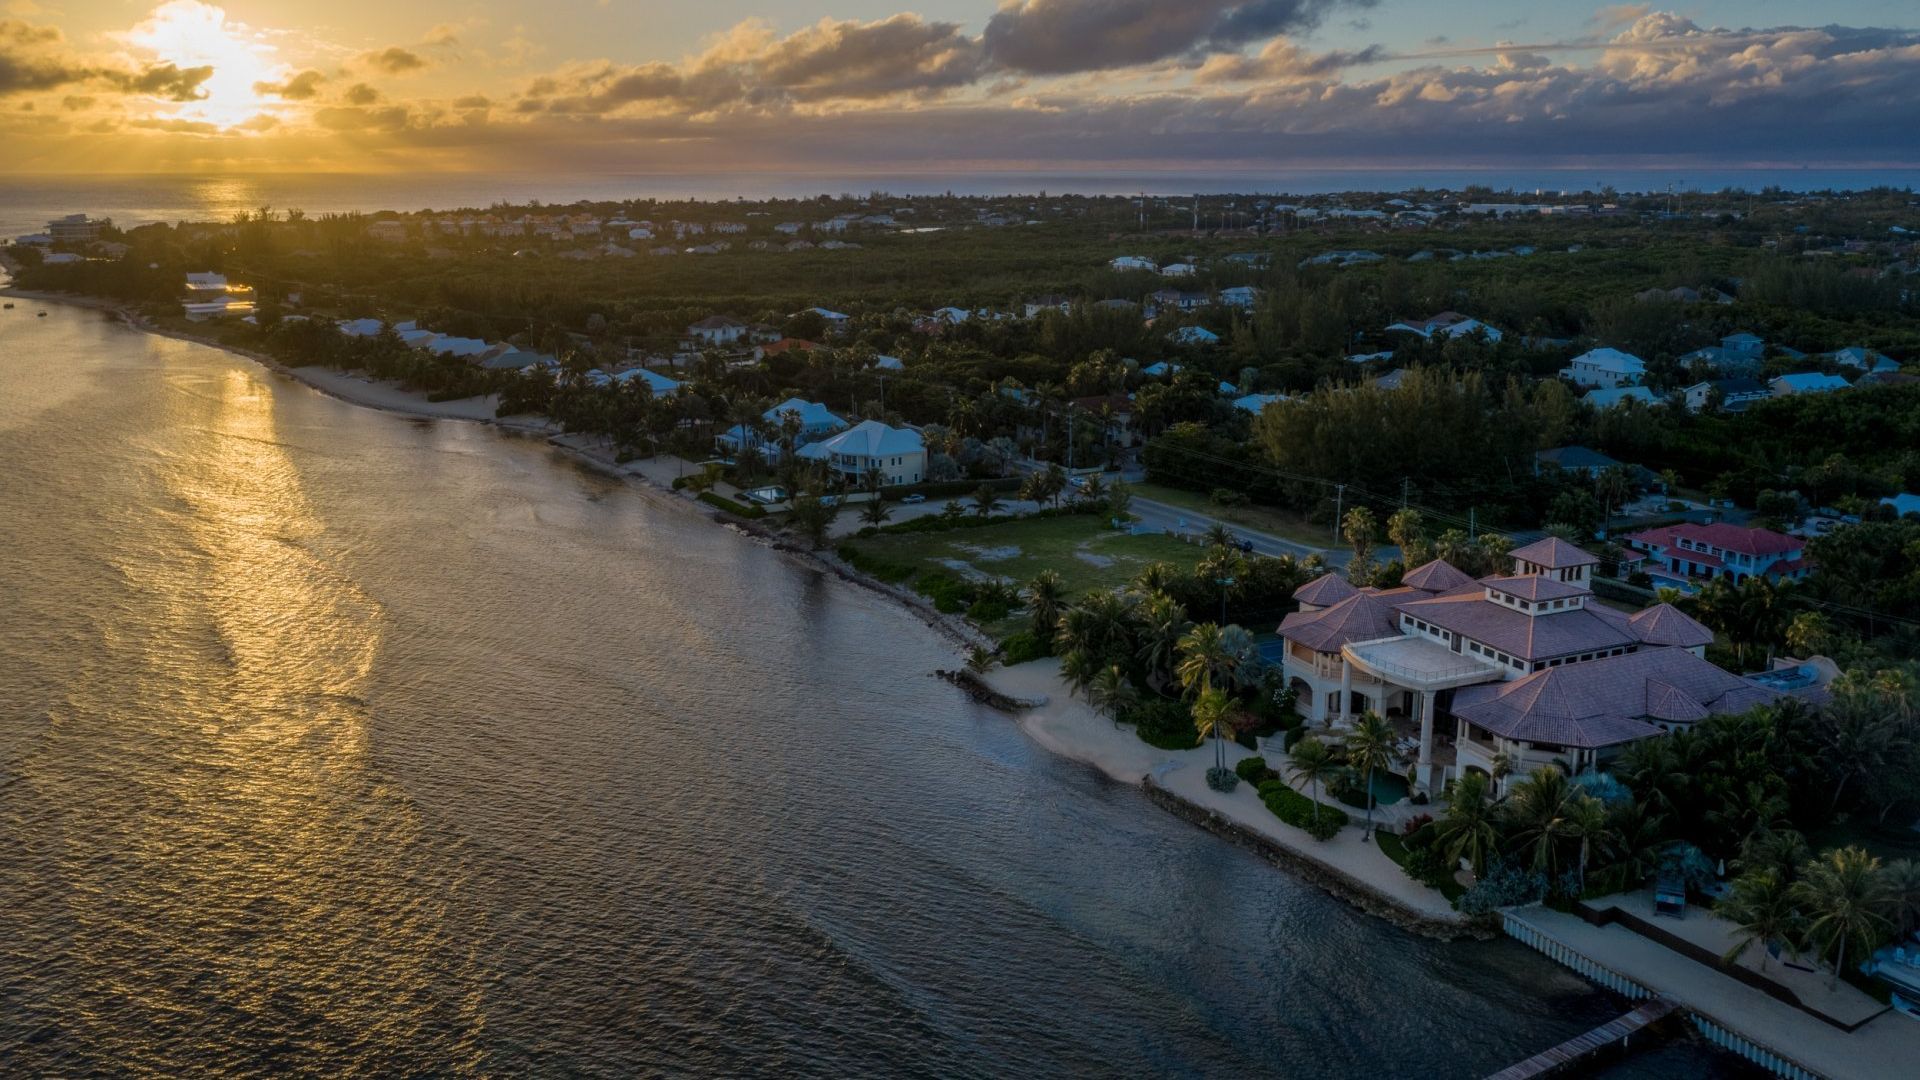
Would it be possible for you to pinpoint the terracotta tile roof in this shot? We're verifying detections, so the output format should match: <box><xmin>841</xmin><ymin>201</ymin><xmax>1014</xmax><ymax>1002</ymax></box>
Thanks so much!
<box><xmin>1292</xmin><ymin>572</ymin><xmax>1357</xmax><ymax>607</ymax></box>
<box><xmin>1628</xmin><ymin>603</ymin><xmax>1714</xmax><ymax>648</ymax></box>
<box><xmin>1393</xmin><ymin>588</ymin><xmax>1636</xmax><ymax>662</ymax></box>
<box><xmin>1510</xmin><ymin>537</ymin><xmax>1601</xmax><ymax>569</ymax></box>
<box><xmin>1624</xmin><ymin>522</ymin><xmax>1804</xmax><ymax>559</ymax></box>
<box><xmin>1279</xmin><ymin>591</ymin><xmax>1401</xmax><ymax>652</ymax></box>
<box><xmin>1484</xmin><ymin>574</ymin><xmax>1587</xmax><ymax>602</ymax></box>
<box><xmin>1450</xmin><ymin>648</ymin><xmax>1788</xmax><ymax>748</ymax></box>
<box><xmin>1401</xmin><ymin>558</ymin><xmax>1475</xmax><ymax>593</ymax></box>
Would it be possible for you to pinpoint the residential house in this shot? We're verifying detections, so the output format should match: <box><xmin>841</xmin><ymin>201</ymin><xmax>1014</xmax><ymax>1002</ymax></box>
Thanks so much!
<box><xmin>1109</xmin><ymin>255</ymin><xmax>1157</xmax><ymax>272</ymax></box>
<box><xmin>870</xmin><ymin>354</ymin><xmax>905</xmax><ymax>371</ymax></box>
<box><xmin>46</xmin><ymin>214</ymin><xmax>104</xmax><ymax>244</ymax></box>
<box><xmin>1720</xmin><ymin>331</ymin><xmax>1766</xmax><ymax>362</ymax></box>
<box><xmin>1533</xmin><ymin>446</ymin><xmax>1626</xmax><ymax>478</ymax></box>
<box><xmin>1681</xmin><ymin>377</ymin><xmax>1771</xmax><ymax>413</ymax></box>
<box><xmin>717</xmin><ymin>398</ymin><xmax>847</xmax><ymax>459</ymax></box>
<box><xmin>1170</xmin><ymin>326</ymin><xmax>1221</xmax><ymax>347</ymax></box>
<box><xmin>687</xmin><ymin>315</ymin><xmax>748</xmax><ymax>346</ymax></box>
<box><xmin>1219</xmin><ymin>286</ymin><xmax>1258</xmax><ymax>309</ymax></box>
<box><xmin>801</xmin><ymin>307</ymin><xmax>850</xmax><ymax>328</ymax></box>
<box><xmin>1140</xmin><ymin>361</ymin><xmax>1183</xmax><ymax>378</ymax></box>
<box><xmin>1232</xmin><ymin>393</ymin><xmax>1286</xmax><ymax>414</ymax></box>
<box><xmin>797</xmin><ymin>420</ymin><xmax>926</xmax><ymax>486</ymax></box>
<box><xmin>1622</xmin><ymin>523</ymin><xmax>1810</xmax><ymax>588</ymax></box>
<box><xmin>1583</xmin><ymin>386</ymin><xmax>1658</xmax><ymax>409</ymax></box>
<box><xmin>180</xmin><ymin>272</ymin><xmax>255</xmax><ymax>321</ymax></box>
<box><xmin>1384</xmin><ymin>311</ymin><xmax>1504</xmax><ymax>343</ymax></box>
<box><xmin>1275</xmin><ymin>539</ymin><xmax>1800</xmax><ymax>794</ymax></box>
<box><xmin>1023</xmin><ymin>295</ymin><xmax>1074</xmax><ymax>317</ymax></box>
<box><xmin>1827</xmin><ymin>346</ymin><xmax>1898</xmax><ymax>373</ymax></box>
<box><xmin>757</xmin><ymin>338</ymin><xmax>820</xmax><ymax>359</ymax></box>
<box><xmin>1770</xmin><ymin>372</ymin><xmax>1851</xmax><ymax>397</ymax></box>
<box><xmin>1158</xmin><ymin>262</ymin><xmax>1198</xmax><ymax>277</ymax></box>
<box><xmin>1561</xmin><ymin>347</ymin><xmax>1647</xmax><ymax>389</ymax></box>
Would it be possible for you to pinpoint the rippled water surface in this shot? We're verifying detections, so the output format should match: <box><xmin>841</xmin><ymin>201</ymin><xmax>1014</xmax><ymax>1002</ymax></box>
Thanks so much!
<box><xmin>0</xmin><ymin>302</ymin><xmax>1753</xmax><ymax>1077</ymax></box>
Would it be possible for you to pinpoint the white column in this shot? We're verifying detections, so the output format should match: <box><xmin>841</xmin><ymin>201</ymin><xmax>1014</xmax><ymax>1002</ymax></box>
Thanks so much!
<box><xmin>1417</xmin><ymin>689</ymin><xmax>1436</xmax><ymax>793</ymax></box>
<box><xmin>1339</xmin><ymin>662</ymin><xmax>1353</xmax><ymax>725</ymax></box>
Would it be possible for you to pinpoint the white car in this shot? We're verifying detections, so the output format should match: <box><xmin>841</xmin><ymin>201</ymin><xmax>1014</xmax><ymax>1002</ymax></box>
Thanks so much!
<box><xmin>901</xmin><ymin>493</ymin><xmax>927</xmax><ymax>504</ymax></box>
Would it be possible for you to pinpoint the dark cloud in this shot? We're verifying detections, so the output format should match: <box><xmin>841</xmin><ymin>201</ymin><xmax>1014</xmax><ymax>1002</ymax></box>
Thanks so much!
<box><xmin>533</xmin><ymin>14</ymin><xmax>986</xmax><ymax>114</ymax></box>
<box><xmin>981</xmin><ymin>0</ymin><xmax>1370</xmax><ymax>75</ymax></box>
<box><xmin>452</xmin><ymin>94</ymin><xmax>491</xmax><ymax>109</ymax></box>
<box><xmin>1198</xmin><ymin>39</ymin><xmax>1385</xmax><ymax>82</ymax></box>
<box><xmin>342</xmin><ymin>83</ymin><xmax>382</xmax><ymax>106</ymax></box>
<box><xmin>313</xmin><ymin>105</ymin><xmax>414</xmax><ymax>133</ymax></box>
<box><xmin>0</xmin><ymin>18</ymin><xmax>209</xmax><ymax>100</ymax></box>
<box><xmin>255</xmin><ymin>69</ymin><xmax>326</xmax><ymax>101</ymax></box>
<box><xmin>361</xmin><ymin>47</ymin><xmax>429</xmax><ymax>75</ymax></box>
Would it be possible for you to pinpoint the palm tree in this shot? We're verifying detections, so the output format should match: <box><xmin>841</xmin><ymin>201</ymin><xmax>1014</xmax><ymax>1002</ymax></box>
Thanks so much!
<box><xmin>1079</xmin><ymin>473</ymin><xmax>1107</xmax><ymax>503</ymax></box>
<box><xmin>1204</xmin><ymin>522</ymin><xmax>1236</xmax><ymax>550</ymax></box>
<box><xmin>1130</xmin><ymin>561</ymin><xmax>1175</xmax><ymax>597</ymax></box>
<box><xmin>1434</xmin><ymin>772</ymin><xmax>1500</xmax><ymax>876</ymax></box>
<box><xmin>1791</xmin><ymin>846</ymin><xmax>1894</xmax><ymax>990</ymax></box>
<box><xmin>1595</xmin><ymin>464</ymin><xmax>1635</xmax><ymax>538</ymax></box>
<box><xmin>972</xmin><ymin>483</ymin><xmax>1004</xmax><ymax>519</ymax></box>
<box><xmin>1345</xmin><ymin>712</ymin><xmax>1396</xmax><ymax>840</ymax></box>
<box><xmin>1490</xmin><ymin>751</ymin><xmax>1517</xmax><ymax>794</ymax></box>
<box><xmin>1087</xmin><ymin>664</ymin><xmax>1138</xmax><ymax>727</ymax></box>
<box><xmin>1721</xmin><ymin>870</ymin><xmax>1803</xmax><ymax>972</ymax></box>
<box><xmin>1884</xmin><ymin>859</ymin><xmax>1920</xmax><ymax>939</ymax></box>
<box><xmin>1024</xmin><ymin>570</ymin><xmax>1065</xmax><ymax>641</ymax></box>
<box><xmin>1736</xmin><ymin>828</ymin><xmax>1812</xmax><ymax>884</ymax></box>
<box><xmin>1386</xmin><ymin>507</ymin><xmax>1429</xmax><ymax>567</ymax></box>
<box><xmin>964</xmin><ymin>645</ymin><xmax>997</xmax><ymax>674</ymax></box>
<box><xmin>860</xmin><ymin>497</ymin><xmax>893</xmax><ymax>527</ymax></box>
<box><xmin>1055</xmin><ymin>590</ymin><xmax>1138</xmax><ymax>668</ymax></box>
<box><xmin>1135</xmin><ymin>592</ymin><xmax>1190</xmax><ymax>687</ymax></box>
<box><xmin>1342</xmin><ymin>505</ymin><xmax>1378</xmax><ymax>572</ymax></box>
<box><xmin>1192</xmin><ymin>686</ymin><xmax>1236</xmax><ymax>772</ymax></box>
<box><xmin>1287</xmin><ymin>736</ymin><xmax>1342</xmax><ymax>832</ymax></box>
<box><xmin>1042</xmin><ymin>462</ymin><xmax>1069</xmax><ymax>508</ymax></box>
<box><xmin>1786</xmin><ymin>611</ymin><xmax>1835</xmax><ymax>658</ymax></box>
<box><xmin>1175</xmin><ymin>623</ymin><xmax>1237</xmax><ymax>698</ymax></box>
<box><xmin>1506</xmin><ymin>767</ymin><xmax>1575</xmax><ymax>876</ymax></box>
<box><xmin>1564</xmin><ymin>795</ymin><xmax>1615</xmax><ymax>894</ymax></box>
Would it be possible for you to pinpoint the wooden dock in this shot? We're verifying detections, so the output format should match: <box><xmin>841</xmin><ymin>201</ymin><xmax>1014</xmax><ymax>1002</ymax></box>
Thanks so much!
<box><xmin>1485</xmin><ymin>995</ymin><xmax>1682</xmax><ymax>1079</ymax></box>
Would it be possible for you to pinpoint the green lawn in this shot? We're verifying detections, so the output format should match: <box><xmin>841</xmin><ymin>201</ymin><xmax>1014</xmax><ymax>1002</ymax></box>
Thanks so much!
<box><xmin>850</xmin><ymin>515</ymin><xmax>1202</xmax><ymax>598</ymax></box>
<box><xmin>1130</xmin><ymin>483</ymin><xmax>1333</xmax><ymax>550</ymax></box>
<box><xmin>1376</xmin><ymin>831</ymin><xmax>1467</xmax><ymax>901</ymax></box>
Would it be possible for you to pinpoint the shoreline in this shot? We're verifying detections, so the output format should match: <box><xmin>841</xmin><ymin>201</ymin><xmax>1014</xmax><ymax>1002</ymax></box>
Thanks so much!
<box><xmin>9</xmin><ymin>284</ymin><xmax>1456</xmax><ymax>934</ymax></box>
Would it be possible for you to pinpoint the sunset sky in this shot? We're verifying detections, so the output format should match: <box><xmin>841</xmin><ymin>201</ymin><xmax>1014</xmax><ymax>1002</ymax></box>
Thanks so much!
<box><xmin>3</xmin><ymin>1</ymin><xmax>1917</xmax><ymax>174</ymax></box>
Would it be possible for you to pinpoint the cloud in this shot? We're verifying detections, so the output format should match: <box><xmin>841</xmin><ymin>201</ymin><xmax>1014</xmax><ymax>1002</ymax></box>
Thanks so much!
<box><xmin>360</xmin><ymin>46</ymin><xmax>429</xmax><ymax>75</ymax></box>
<box><xmin>531</xmin><ymin>14</ymin><xmax>987</xmax><ymax>114</ymax></box>
<box><xmin>1196</xmin><ymin>38</ymin><xmax>1385</xmax><ymax>82</ymax></box>
<box><xmin>342</xmin><ymin>82</ymin><xmax>381</xmax><ymax>106</ymax></box>
<box><xmin>103</xmin><ymin>61</ymin><xmax>215</xmax><ymax>101</ymax></box>
<box><xmin>981</xmin><ymin>0</ymin><xmax>1371</xmax><ymax>75</ymax></box>
<box><xmin>422</xmin><ymin>23</ymin><xmax>464</xmax><ymax>48</ymax></box>
<box><xmin>255</xmin><ymin>68</ymin><xmax>325</xmax><ymax>100</ymax></box>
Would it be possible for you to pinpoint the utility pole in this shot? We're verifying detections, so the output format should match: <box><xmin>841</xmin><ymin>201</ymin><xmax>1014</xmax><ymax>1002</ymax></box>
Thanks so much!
<box><xmin>1332</xmin><ymin>483</ymin><xmax>1345</xmax><ymax>545</ymax></box>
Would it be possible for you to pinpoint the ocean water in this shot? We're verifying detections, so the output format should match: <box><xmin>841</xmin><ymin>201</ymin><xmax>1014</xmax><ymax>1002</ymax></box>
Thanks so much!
<box><xmin>1</xmin><ymin>167</ymin><xmax>1914</xmax><ymax>236</ymax></box>
<box><xmin>0</xmin><ymin>300</ymin><xmax>1758</xmax><ymax>1077</ymax></box>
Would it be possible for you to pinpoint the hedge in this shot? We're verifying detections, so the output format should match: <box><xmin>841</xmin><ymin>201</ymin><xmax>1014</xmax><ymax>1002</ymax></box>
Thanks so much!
<box><xmin>1256</xmin><ymin>778</ymin><xmax>1350</xmax><ymax>840</ymax></box>
<box><xmin>1235</xmin><ymin>756</ymin><xmax>1277</xmax><ymax>784</ymax></box>
<box><xmin>698</xmin><ymin>492</ymin><xmax>766</xmax><ymax>518</ymax></box>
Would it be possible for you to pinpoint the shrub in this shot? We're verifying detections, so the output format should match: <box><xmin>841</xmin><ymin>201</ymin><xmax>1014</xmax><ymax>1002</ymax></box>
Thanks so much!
<box><xmin>999</xmin><ymin>630</ymin><xmax>1050</xmax><ymax>665</ymax></box>
<box><xmin>1457</xmin><ymin>860</ymin><xmax>1548</xmax><ymax>916</ymax></box>
<box><xmin>1402</xmin><ymin>845</ymin><xmax>1452</xmax><ymax>889</ymax></box>
<box><xmin>1235</xmin><ymin>755</ymin><xmax>1276</xmax><ymax>784</ymax></box>
<box><xmin>1255</xmin><ymin>778</ymin><xmax>1350</xmax><ymax>840</ymax></box>
<box><xmin>1401</xmin><ymin>813</ymin><xmax>1435</xmax><ymax>840</ymax></box>
<box><xmin>967</xmin><ymin>598</ymin><xmax>1012</xmax><ymax>622</ymax></box>
<box><xmin>670</xmin><ymin>475</ymin><xmax>689</xmax><ymax>490</ymax></box>
<box><xmin>913</xmin><ymin>571</ymin><xmax>976</xmax><ymax>614</ymax></box>
<box><xmin>1206</xmin><ymin>767</ymin><xmax>1240</xmax><ymax>793</ymax></box>
<box><xmin>1125</xmin><ymin>697</ymin><xmax>1199</xmax><ymax>750</ymax></box>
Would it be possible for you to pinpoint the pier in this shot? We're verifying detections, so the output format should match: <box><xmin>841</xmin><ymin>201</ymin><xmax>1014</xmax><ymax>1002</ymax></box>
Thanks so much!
<box><xmin>1484</xmin><ymin>996</ymin><xmax>1680</xmax><ymax>1079</ymax></box>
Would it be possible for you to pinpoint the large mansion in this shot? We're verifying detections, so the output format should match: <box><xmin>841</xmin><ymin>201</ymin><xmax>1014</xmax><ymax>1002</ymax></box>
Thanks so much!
<box><xmin>1276</xmin><ymin>539</ymin><xmax>1820</xmax><ymax>795</ymax></box>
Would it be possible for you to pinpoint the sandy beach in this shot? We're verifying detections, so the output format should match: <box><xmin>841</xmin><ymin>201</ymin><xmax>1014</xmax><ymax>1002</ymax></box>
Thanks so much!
<box><xmin>982</xmin><ymin>658</ymin><xmax>1467</xmax><ymax>926</ymax></box>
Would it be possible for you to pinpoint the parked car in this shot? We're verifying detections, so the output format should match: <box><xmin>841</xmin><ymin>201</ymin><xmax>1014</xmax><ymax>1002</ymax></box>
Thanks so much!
<box><xmin>901</xmin><ymin>493</ymin><xmax>927</xmax><ymax>504</ymax></box>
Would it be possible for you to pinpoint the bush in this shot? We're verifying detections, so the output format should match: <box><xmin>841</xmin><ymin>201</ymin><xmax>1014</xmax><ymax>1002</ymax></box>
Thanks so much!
<box><xmin>967</xmin><ymin>598</ymin><xmax>1012</xmax><ymax>622</ymax></box>
<box><xmin>1235</xmin><ymin>755</ymin><xmax>1277</xmax><ymax>784</ymax></box>
<box><xmin>1401</xmin><ymin>813</ymin><xmax>1435</xmax><ymax>840</ymax></box>
<box><xmin>999</xmin><ymin>630</ymin><xmax>1050</xmax><ymax>665</ymax></box>
<box><xmin>913</xmin><ymin>571</ymin><xmax>976</xmax><ymax>614</ymax></box>
<box><xmin>1255</xmin><ymin>778</ymin><xmax>1350</xmax><ymax>840</ymax></box>
<box><xmin>1125</xmin><ymin>696</ymin><xmax>1199</xmax><ymax>750</ymax></box>
<box><xmin>1457</xmin><ymin>860</ymin><xmax>1548</xmax><ymax>916</ymax></box>
<box><xmin>698</xmin><ymin>492</ymin><xmax>766</xmax><ymax>518</ymax></box>
<box><xmin>1206</xmin><ymin>767</ymin><xmax>1240</xmax><ymax>793</ymax></box>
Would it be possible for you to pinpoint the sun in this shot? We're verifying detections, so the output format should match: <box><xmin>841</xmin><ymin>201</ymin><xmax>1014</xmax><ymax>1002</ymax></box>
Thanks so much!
<box><xmin>122</xmin><ymin>1</ymin><xmax>286</xmax><ymax>128</ymax></box>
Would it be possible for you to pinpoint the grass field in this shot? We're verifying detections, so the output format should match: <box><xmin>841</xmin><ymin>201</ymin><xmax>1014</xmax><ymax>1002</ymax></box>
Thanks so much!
<box><xmin>850</xmin><ymin>515</ymin><xmax>1203</xmax><ymax>598</ymax></box>
<box><xmin>1130</xmin><ymin>483</ymin><xmax>1334</xmax><ymax>549</ymax></box>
